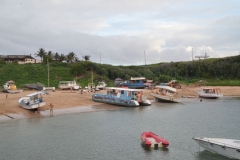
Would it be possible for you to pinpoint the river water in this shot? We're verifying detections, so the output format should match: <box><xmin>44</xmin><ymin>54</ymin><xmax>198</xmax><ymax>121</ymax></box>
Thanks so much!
<box><xmin>0</xmin><ymin>97</ymin><xmax>239</xmax><ymax>160</ymax></box>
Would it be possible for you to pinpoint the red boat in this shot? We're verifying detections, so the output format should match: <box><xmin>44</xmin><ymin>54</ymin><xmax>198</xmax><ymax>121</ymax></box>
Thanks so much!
<box><xmin>141</xmin><ymin>132</ymin><xmax>169</xmax><ymax>148</ymax></box>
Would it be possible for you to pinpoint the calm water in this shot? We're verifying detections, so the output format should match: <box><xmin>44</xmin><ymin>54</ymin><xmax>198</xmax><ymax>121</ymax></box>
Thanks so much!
<box><xmin>0</xmin><ymin>97</ymin><xmax>240</xmax><ymax>160</ymax></box>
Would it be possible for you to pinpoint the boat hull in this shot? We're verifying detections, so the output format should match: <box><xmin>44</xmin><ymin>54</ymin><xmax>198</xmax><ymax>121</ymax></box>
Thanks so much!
<box><xmin>193</xmin><ymin>137</ymin><xmax>240</xmax><ymax>159</ymax></box>
<box><xmin>92</xmin><ymin>94</ymin><xmax>151</xmax><ymax>107</ymax></box>
<box><xmin>141</xmin><ymin>132</ymin><xmax>169</xmax><ymax>149</ymax></box>
<box><xmin>150</xmin><ymin>93</ymin><xmax>180</xmax><ymax>103</ymax></box>
<box><xmin>5</xmin><ymin>89</ymin><xmax>23</xmax><ymax>94</ymax></box>
<box><xmin>18</xmin><ymin>97</ymin><xmax>46</xmax><ymax>110</ymax></box>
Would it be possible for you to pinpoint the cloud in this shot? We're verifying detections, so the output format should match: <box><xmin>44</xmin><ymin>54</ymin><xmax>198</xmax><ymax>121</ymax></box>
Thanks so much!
<box><xmin>0</xmin><ymin>0</ymin><xmax>239</xmax><ymax>65</ymax></box>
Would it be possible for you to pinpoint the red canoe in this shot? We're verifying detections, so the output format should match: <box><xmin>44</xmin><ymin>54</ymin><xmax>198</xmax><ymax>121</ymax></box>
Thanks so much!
<box><xmin>141</xmin><ymin>132</ymin><xmax>169</xmax><ymax>148</ymax></box>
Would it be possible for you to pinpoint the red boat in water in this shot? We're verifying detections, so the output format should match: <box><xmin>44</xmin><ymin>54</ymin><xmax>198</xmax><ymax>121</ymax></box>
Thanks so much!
<box><xmin>141</xmin><ymin>132</ymin><xmax>169</xmax><ymax>148</ymax></box>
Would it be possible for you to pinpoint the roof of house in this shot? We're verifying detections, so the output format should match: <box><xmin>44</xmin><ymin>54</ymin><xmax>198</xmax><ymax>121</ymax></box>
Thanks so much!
<box><xmin>0</xmin><ymin>55</ymin><xmax>35</xmax><ymax>59</ymax></box>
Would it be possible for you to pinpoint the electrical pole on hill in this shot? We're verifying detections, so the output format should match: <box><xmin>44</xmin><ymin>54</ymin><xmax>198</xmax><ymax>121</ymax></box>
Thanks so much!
<box><xmin>192</xmin><ymin>48</ymin><xmax>193</xmax><ymax>61</ymax></box>
<box><xmin>100</xmin><ymin>52</ymin><xmax>101</xmax><ymax>65</ymax></box>
<box><xmin>144</xmin><ymin>51</ymin><xmax>146</xmax><ymax>65</ymax></box>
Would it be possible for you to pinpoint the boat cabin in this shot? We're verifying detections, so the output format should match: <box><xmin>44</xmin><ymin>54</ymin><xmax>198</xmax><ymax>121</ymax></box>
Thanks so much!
<box><xmin>202</xmin><ymin>88</ymin><xmax>221</xmax><ymax>94</ymax></box>
<box><xmin>153</xmin><ymin>86</ymin><xmax>177</xmax><ymax>96</ymax></box>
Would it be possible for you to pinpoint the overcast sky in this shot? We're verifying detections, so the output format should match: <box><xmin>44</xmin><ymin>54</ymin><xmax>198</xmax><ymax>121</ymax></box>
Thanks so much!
<box><xmin>0</xmin><ymin>0</ymin><xmax>239</xmax><ymax>65</ymax></box>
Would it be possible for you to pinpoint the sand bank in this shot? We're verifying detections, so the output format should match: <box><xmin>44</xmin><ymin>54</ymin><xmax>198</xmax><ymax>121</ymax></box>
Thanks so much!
<box><xmin>0</xmin><ymin>86</ymin><xmax>240</xmax><ymax>120</ymax></box>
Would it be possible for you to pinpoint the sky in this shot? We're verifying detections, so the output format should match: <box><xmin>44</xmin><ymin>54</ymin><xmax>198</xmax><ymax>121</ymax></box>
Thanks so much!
<box><xmin>0</xmin><ymin>0</ymin><xmax>240</xmax><ymax>65</ymax></box>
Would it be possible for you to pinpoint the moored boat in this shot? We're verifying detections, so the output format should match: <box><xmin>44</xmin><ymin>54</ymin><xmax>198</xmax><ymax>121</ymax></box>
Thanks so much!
<box><xmin>92</xmin><ymin>87</ymin><xmax>151</xmax><ymax>107</ymax></box>
<box><xmin>198</xmin><ymin>88</ymin><xmax>223</xmax><ymax>99</ymax></box>
<box><xmin>150</xmin><ymin>85</ymin><xmax>180</xmax><ymax>103</ymax></box>
<box><xmin>122</xmin><ymin>77</ymin><xmax>145</xmax><ymax>89</ymax></box>
<box><xmin>193</xmin><ymin>137</ymin><xmax>240</xmax><ymax>159</ymax></box>
<box><xmin>141</xmin><ymin>132</ymin><xmax>169</xmax><ymax>148</ymax></box>
<box><xmin>3</xmin><ymin>80</ymin><xmax>23</xmax><ymax>93</ymax></box>
<box><xmin>18</xmin><ymin>91</ymin><xmax>46</xmax><ymax>110</ymax></box>
<box><xmin>96</xmin><ymin>81</ymin><xmax>107</xmax><ymax>90</ymax></box>
<box><xmin>58</xmin><ymin>80</ymin><xmax>81</xmax><ymax>90</ymax></box>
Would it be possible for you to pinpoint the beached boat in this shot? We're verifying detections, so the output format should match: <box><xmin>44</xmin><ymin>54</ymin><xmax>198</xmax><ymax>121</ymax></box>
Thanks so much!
<box><xmin>193</xmin><ymin>137</ymin><xmax>240</xmax><ymax>159</ymax></box>
<box><xmin>141</xmin><ymin>132</ymin><xmax>169</xmax><ymax>148</ymax></box>
<box><xmin>58</xmin><ymin>80</ymin><xmax>81</xmax><ymax>90</ymax></box>
<box><xmin>96</xmin><ymin>81</ymin><xmax>107</xmax><ymax>90</ymax></box>
<box><xmin>198</xmin><ymin>88</ymin><xmax>223</xmax><ymax>99</ymax></box>
<box><xmin>22</xmin><ymin>82</ymin><xmax>44</xmax><ymax>90</ymax></box>
<box><xmin>92</xmin><ymin>87</ymin><xmax>151</xmax><ymax>107</ymax></box>
<box><xmin>3</xmin><ymin>80</ymin><xmax>23</xmax><ymax>93</ymax></box>
<box><xmin>150</xmin><ymin>85</ymin><xmax>180</xmax><ymax>103</ymax></box>
<box><xmin>122</xmin><ymin>77</ymin><xmax>145</xmax><ymax>89</ymax></box>
<box><xmin>18</xmin><ymin>91</ymin><xmax>46</xmax><ymax>110</ymax></box>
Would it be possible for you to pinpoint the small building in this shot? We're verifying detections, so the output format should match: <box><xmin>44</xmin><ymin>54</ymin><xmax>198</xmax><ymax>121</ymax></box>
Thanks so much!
<box><xmin>0</xmin><ymin>54</ymin><xmax>40</xmax><ymax>64</ymax></box>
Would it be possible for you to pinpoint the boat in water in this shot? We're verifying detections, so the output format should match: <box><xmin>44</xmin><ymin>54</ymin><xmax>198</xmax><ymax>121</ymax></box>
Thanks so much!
<box><xmin>122</xmin><ymin>77</ymin><xmax>145</xmax><ymax>89</ymax></box>
<box><xmin>96</xmin><ymin>81</ymin><xmax>107</xmax><ymax>90</ymax></box>
<box><xmin>58</xmin><ymin>80</ymin><xmax>81</xmax><ymax>90</ymax></box>
<box><xmin>150</xmin><ymin>85</ymin><xmax>180</xmax><ymax>103</ymax></box>
<box><xmin>3</xmin><ymin>80</ymin><xmax>23</xmax><ymax>93</ymax></box>
<box><xmin>193</xmin><ymin>137</ymin><xmax>240</xmax><ymax>159</ymax></box>
<box><xmin>18</xmin><ymin>91</ymin><xmax>46</xmax><ymax>110</ymax></box>
<box><xmin>198</xmin><ymin>88</ymin><xmax>223</xmax><ymax>99</ymax></box>
<box><xmin>92</xmin><ymin>87</ymin><xmax>151</xmax><ymax>107</ymax></box>
<box><xmin>141</xmin><ymin>132</ymin><xmax>169</xmax><ymax>149</ymax></box>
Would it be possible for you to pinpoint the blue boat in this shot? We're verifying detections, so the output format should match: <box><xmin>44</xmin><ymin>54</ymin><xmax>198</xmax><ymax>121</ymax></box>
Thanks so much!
<box><xmin>122</xmin><ymin>77</ymin><xmax>145</xmax><ymax>89</ymax></box>
<box><xmin>92</xmin><ymin>87</ymin><xmax>151</xmax><ymax>107</ymax></box>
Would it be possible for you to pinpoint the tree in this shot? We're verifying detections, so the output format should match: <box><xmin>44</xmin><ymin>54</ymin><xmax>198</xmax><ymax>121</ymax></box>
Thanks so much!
<box><xmin>53</xmin><ymin>52</ymin><xmax>60</xmax><ymax>61</ymax></box>
<box><xmin>66</xmin><ymin>52</ymin><xmax>77</xmax><ymax>63</ymax></box>
<box><xmin>35</xmin><ymin>48</ymin><xmax>46</xmax><ymax>63</ymax></box>
<box><xmin>82</xmin><ymin>55</ymin><xmax>91</xmax><ymax>61</ymax></box>
<box><xmin>59</xmin><ymin>53</ymin><xmax>66</xmax><ymax>62</ymax></box>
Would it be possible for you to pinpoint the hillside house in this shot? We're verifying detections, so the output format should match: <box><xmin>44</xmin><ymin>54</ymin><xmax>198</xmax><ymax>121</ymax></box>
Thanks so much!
<box><xmin>0</xmin><ymin>54</ymin><xmax>41</xmax><ymax>64</ymax></box>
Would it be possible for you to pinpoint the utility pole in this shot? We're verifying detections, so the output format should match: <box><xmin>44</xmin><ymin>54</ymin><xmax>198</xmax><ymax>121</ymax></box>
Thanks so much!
<box><xmin>144</xmin><ymin>51</ymin><xmax>146</xmax><ymax>65</ymax></box>
<box><xmin>192</xmin><ymin>48</ymin><xmax>193</xmax><ymax>61</ymax></box>
<box><xmin>47</xmin><ymin>59</ymin><xmax>49</xmax><ymax>87</ymax></box>
<box><xmin>100</xmin><ymin>52</ymin><xmax>101</xmax><ymax>64</ymax></box>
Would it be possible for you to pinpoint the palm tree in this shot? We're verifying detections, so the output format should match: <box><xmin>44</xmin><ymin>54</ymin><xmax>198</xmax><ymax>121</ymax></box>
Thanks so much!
<box><xmin>82</xmin><ymin>55</ymin><xmax>91</xmax><ymax>61</ymax></box>
<box><xmin>66</xmin><ymin>52</ymin><xmax>76</xmax><ymax>63</ymax></box>
<box><xmin>35</xmin><ymin>48</ymin><xmax>46</xmax><ymax>63</ymax></box>
<box><xmin>53</xmin><ymin>52</ymin><xmax>60</xmax><ymax>61</ymax></box>
<box><xmin>59</xmin><ymin>53</ymin><xmax>66</xmax><ymax>62</ymax></box>
<box><xmin>47</xmin><ymin>51</ymin><xmax>54</xmax><ymax>59</ymax></box>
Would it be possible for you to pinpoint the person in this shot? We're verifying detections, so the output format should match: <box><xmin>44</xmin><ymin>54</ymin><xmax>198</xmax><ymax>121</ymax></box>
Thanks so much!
<box><xmin>49</xmin><ymin>103</ymin><xmax>54</xmax><ymax>114</ymax></box>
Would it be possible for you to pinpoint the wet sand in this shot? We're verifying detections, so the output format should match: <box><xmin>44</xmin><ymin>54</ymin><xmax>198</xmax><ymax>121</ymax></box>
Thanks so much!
<box><xmin>0</xmin><ymin>86</ymin><xmax>240</xmax><ymax>120</ymax></box>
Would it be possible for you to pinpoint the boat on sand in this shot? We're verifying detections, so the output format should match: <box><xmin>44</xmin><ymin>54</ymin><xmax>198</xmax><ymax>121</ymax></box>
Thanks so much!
<box><xmin>92</xmin><ymin>87</ymin><xmax>151</xmax><ymax>107</ymax></box>
<box><xmin>18</xmin><ymin>91</ymin><xmax>46</xmax><ymax>110</ymax></box>
<box><xmin>3</xmin><ymin>80</ymin><xmax>23</xmax><ymax>93</ymax></box>
<box><xmin>141</xmin><ymin>132</ymin><xmax>169</xmax><ymax>148</ymax></box>
<box><xmin>193</xmin><ymin>137</ymin><xmax>240</xmax><ymax>159</ymax></box>
<box><xmin>150</xmin><ymin>85</ymin><xmax>180</xmax><ymax>103</ymax></box>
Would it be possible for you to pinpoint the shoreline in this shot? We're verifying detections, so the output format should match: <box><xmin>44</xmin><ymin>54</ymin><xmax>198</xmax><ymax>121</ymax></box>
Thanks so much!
<box><xmin>0</xmin><ymin>86</ymin><xmax>240</xmax><ymax>121</ymax></box>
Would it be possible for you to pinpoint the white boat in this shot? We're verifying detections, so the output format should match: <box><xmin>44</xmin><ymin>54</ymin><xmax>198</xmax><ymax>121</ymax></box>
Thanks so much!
<box><xmin>58</xmin><ymin>80</ymin><xmax>81</xmax><ymax>90</ymax></box>
<box><xmin>96</xmin><ymin>81</ymin><xmax>107</xmax><ymax>90</ymax></box>
<box><xmin>3</xmin><ymin>80</ymin><xmax>23</xmax><ymax>93</ymax></box>
<box><xmin>18</xmin><ymin>91</ymin><xmax>46</xmax><ymax>110</ymax></box>
<box><xmin>193</xmin><ymin>137</ymin><xmax>240</xmax><ymax>159</ymax></box>
<box><xmin>198</xmin><ymin>88</ymin><xmax>223</xmax><ymax>99</ymax></box>
<box><xmin>92</xmin><ymin>87</ymin><xmax>151</xmax><ymax>107</ymax></box>
<box><xmin>150</xmin><ymin>85</ymin><xmax>180</xmax><ymax>103</ymax></box>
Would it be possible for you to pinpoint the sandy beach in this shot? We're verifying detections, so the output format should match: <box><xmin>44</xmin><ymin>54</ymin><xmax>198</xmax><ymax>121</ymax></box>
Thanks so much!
<box><xmin>0</xmin><ymin>86</ymin><xmax>240</xmax><ymax>119</ymax></box>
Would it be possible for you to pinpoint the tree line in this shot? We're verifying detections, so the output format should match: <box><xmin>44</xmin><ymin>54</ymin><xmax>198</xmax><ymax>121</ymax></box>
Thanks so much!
<box><xmin>34</xmin><ymin>48</ymin><xmax>91</xmax><ymax>63</ymax></box>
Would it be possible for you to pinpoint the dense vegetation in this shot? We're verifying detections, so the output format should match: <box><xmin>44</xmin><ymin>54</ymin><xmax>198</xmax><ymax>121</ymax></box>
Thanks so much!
<box><xmin>0</xmin><ymin>55</ymin><xmax>240</xmax><ymax>89</ymax></box>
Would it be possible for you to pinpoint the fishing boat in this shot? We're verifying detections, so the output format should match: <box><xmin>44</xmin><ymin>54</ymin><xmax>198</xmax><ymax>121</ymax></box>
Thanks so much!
<box><xmin>193</xmin><ymin>137</ymin><xmax>240</xmax><ymax>159</ymax></box>
<box><xmin>58</xmin><ymin>80</ymin><xmax>81</xmax><ymax>90</ymax></box>
<box><xmin>92</xmin><ymin>87</ymin><xmax>151</xmax><ymax>107</ymax></box>
<box><xmin>198</xmin><ymin>88</ymin><xmax>223</xmax><ymax>99</ymax></box>
<box><xmin>18</xmin><ymin>91</ymin><xmax>46</xmax><ymax>110</ymax></box>
<box><xmin>141</xmin><ymin>132</ymin><xmax>169</xmax><ymax>148</ymax></box>
<box><xmin>122</xmin><ymin>77</ymin><xmax>145</xmax><ymax>89</ymax></box>
<box><xmin>150</xmin><ymin>85</ymin><xmax>180</xmax><ymax>103</ymax></box>
<box><xmin>96</xmin><ymin>81</ymin><xmax>107</xmax><ymax>90</ymax></box>
<box><xmin>3</xmin><ymin>80</ymin><xmax>23</xmax><ymax>93</ymax></box>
